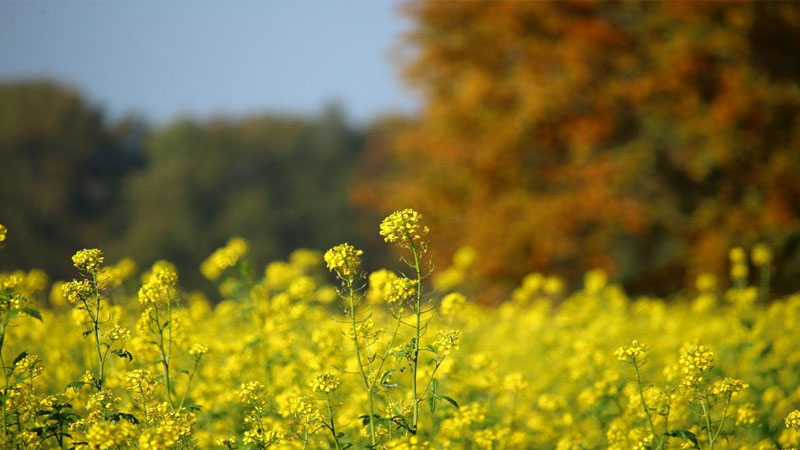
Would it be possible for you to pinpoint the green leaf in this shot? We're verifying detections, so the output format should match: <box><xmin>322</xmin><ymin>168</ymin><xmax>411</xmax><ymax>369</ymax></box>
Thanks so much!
<box><xmin>428</xmin><ymin>396</ymin><xmax>436</xmax><ymax>413</ymax></box>
<box><xmin>111</xmin><ymin>349</ymin><xmax>133</xmax><ymax>362</ymax></box>
<box><xmin>665</xmin><ymin>430</ymin><xmax>699</xmax><ymax>447</ymax></box>
<box><xmin>12</xmin><ymin>351</ymin><xmax>28</xmax><ymax>366</ymax></box>
<box><xmin>380</xmin><ymin>370</ymin><xmax>397</xmax><ymax>389</ymax></box>
<box><xmin>107</xmin><ymin>412</ymin><xmax>140</xmax><ymax>425</ymax></box>
<box><xmin>431</xmin><ymin>378</ymin><xmax>439</xmax><ymax>395</ymax></box>
<box><xmin>440</xmin><ymin>395</ymin><xmax>459</xmax><ymax>409</ymax></box>
<box><xmin>20</xmin><ymin>307</ymin><xmax>42</xmax><ymax>321</ymax></box>
<box><xmin>65</xmin><ymin>381</ymin><xmax>87</xmax><ymax>392</ymax></box>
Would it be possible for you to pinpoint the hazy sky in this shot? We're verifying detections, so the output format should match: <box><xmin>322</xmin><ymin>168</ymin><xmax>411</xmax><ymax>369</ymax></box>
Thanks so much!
<box><xmin>0</xmin><ymin>1</ymin><xmax>418</xmax><ymax>124</ymax></box>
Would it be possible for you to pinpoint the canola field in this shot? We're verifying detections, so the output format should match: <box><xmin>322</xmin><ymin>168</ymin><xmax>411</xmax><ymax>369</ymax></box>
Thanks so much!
<box><xmin>0</xmin><ymin>209</ymin><xmax>799</xmax><ymax>450</ymax></box>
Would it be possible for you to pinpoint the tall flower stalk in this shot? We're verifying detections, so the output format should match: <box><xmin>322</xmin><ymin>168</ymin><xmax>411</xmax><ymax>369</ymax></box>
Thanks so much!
<box><xmin>379</xmin><ymin>209</ymin><xmax>431</xmax><ymax>435</ymax></box>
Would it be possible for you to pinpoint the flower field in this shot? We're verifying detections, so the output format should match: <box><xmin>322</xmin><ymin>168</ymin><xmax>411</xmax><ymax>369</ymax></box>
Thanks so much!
<box><xmin>0</xmin><ymin>211</ymin><xmax>799</xmax><ymax>450</ymax></box>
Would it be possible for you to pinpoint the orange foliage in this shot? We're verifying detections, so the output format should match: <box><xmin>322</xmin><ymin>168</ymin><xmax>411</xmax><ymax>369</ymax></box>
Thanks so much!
<box><xmin>354</xmin><ymin>1</ymin><xmax>800</xmax><ymax>300</ymax></box>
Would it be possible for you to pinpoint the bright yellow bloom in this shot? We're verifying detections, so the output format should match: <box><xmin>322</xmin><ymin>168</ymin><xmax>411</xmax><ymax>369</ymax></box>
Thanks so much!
<box><xmin>379</xmin><ymin>208</ymin><xmax>429</xmax><ymax>246</ymax></box>
<box><xmin>323</xmin><ymin>243</ymin><xmax>363</xmax><ymax>278</ymax></box>
<box><xmin>200</xmin><ymin>237</ymin><xmax>249</xmax><ymax>280</ymax></box>
<box><xmin>310</xmin><ymin>372</ymin><xmax>340</xmax><ymax>393</ymax></box>
<box><xmin>72</xmin><ymin>248</ymin><xmax>104</xmax><ymax>273</ymax></box>
<box><xmin>0</xmin><ymin>223</ymin><xmax>6</xmax><ymax>242</ymax></box>
<box><xmin>384</xmin><ymin>276</ymin><xmax>416</xmax><ymax>305</ymax></box>
<box><xmin>189</xmin><ymin>343</ymin><xmax>208</xmax><ymax>357</ymax></box>
<box><xmin>440</xmin><ymin>292</ymin><xmax>467</xmax><ymax>317</ymax></box>
<box><xmin>711</xmin><ymin>377</ymin><xmax>749</xmax><ymax>396</ymax></box>
<box><xmin>62</xmin><ymin>279</ymin><xmax>94</xmax><ymax>306</ymax></box>
<box><xmin>752</xmin><ymin>243</ymin><xmax>773</xmax><ymax>266</ymax></box>
<box><xmin>615</xmin><ymin>340</ymin><xmax>648</xmax><ymax>362</ymax></box>
<box><xmin>787</xmin><ymin>410</ymin><xmax>800</xmax><ymax>430</ymax></box>
<box><xmin>729</xmin><ymin>247</ymin><xmax>747</xmax><ymax>264</ymax></box>
<box><xmin>434</xmin><ymin>330</ymin><xmax>461</xmax><ymax>355</ymax></box>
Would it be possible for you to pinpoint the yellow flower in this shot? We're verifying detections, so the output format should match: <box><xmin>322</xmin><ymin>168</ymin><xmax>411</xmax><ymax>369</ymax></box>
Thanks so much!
<box><xmin>72</xmin><ymin>248</ymin><xmax>104</xmax><ymax>273</ymax></box>
<box><xmin>440</xmin><ymin>292</ymin><xmax>467</xmax><ymax>317</ymax></box>
<box><xmin>200</xmin><ymin>237</ymin><xmax>249</xmax><ymax>280</ymax></box>
<box><xmin>125</xmin><ymin>369</ymin><xmax>157</xmax><ymax>401</ymax></box>
<box><xmin>711</xmin><ymin>378</ymin><xmax>749</xmax><ymax>396</ymax></box>
<box><xmin>787</xmin><ymin>410</ymin><xmax>800</xmax><ymax>430</ymax></box>
<box><xmin>310</xmin><ymin>372</ymin><xmax>340</xmax><ymax>393</ymax></box>
<box><xmin>751</xmin><ymin>243</ymin><xmax>773</xmax><ymax>267</ymax></box>
<box><xmin>379</xmin><ymin>208</ymin><xmax>429</xmax><ymax>246</ymax></box>
<box><xmin>729</xmin><ymin>247</ymin><xmax>747</xmax><ymax>264</ymax></box>
<box><xmin>323</xmin><ymin>243</ymin><xmax>363</xmax><ymax>278</ymax></box>
<box><xmin>189</xmin><ymin>343</ymin><xmax>208</xmax><ymax>357</ymax></box>
<box><xmin>0</xmin><ymin>223</ymin><xmax>6</xmax><ymax>242</ymax></box>
<box><xmin>615</xmin><ymin>340</ymin><xmax>648</xmax><ymax>362</ymax></box>
<box><xmin>62</xmin><ymin>279</ymin><xmax>94</xmax><ymax>306</ymax></box>
<box><xmin>384</xmin><ymin>276</ymin><xmax>416</xmax><ymax>305</ymax></box>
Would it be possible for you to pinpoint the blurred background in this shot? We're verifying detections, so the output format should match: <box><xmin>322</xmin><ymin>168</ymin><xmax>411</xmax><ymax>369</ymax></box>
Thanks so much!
<box><xmin>2</xmin><ymin>1</ymin><xmax>800</xmax><ymax>301</ymax></box>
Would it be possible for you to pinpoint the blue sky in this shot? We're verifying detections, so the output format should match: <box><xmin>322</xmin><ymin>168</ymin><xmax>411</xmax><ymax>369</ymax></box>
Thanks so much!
<box><xmin>0</xmin><ymin>1</ymin><xmax>418</xmax><ymax>124</ymax></box>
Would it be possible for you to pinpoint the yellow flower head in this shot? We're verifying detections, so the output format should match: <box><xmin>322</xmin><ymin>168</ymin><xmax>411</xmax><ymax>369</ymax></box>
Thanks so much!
<box><xmin>189</xmin><ymin>343</ymin><xmax>208</xmax><ymax>358</ymax></box>
<box><xmin>125</xmin><ymin>369</ymin><xmax>157</xmax><ymax>400</ymax></box>
<box><xmin>615</xmin><ymin>340</ymin><xmax>648</xmax><ymax>362</ymax></box>
<box><xmin>751</xmin><ymin>243</ymin><xmax>773</xmax><ymax>267</ymax></box>
<box><xmin>679</xmin><ymin>344</ymin><xmax>714</xmax><ymax>374</ymax></box>
<box><xmin>62</xmin><ymin>279</ymin><xmax>94</xmax><ymax>306</ymax></box>
<box><xmin>383</xmin><ymin>276</ymin><xmax>416</xmax><ymax>305</ymax></box>
<box><xmin>324</xmin><ymin>243</ymin><xmax>363</xmax><ymax>278</ymax></box>
<box><xmin>711</xmin><ymin>377</ymin><xmax>749</xmax><ymax>397</ymax></box>
<box><xmin>729</xmin><ymin>247</ymin><xmax>746</xmax><ymax>264</ymax></box>
<box><xmin>0</xmin><ymin>223</ymin><xmax>6</xmax><ymax>242</ymax></box>
<box><xmin>379</xmin><ymin>208</ymin><xmax>429</xmax><ymax>247</ymax></box>
<box><xmin>310</xmin><ymin>372</ymin><xmax>340</xmax><ymax>393</ymax></box>
<box><xmin>786</xmin><ymin>410</ymin><xmax>800</xmax><ymax>430</ymax></box>
<box><xmin>434</xmin><ymin>329</ymin><xmax>461</xmax><ymax>355</ymax></box>
<box><xmin>201</xmin><ymin>237</ymin><xmax>249</xmax><ymax>280</ymax></box>
<box><xmin>72</xmin><ymin>248</ymin><xmax>104</xmax><ymax>273</ymax></box>
<box><xmin>441</xmin><ymin>292</ymin><xmax>467</xmax><ymax>317</ymax></box>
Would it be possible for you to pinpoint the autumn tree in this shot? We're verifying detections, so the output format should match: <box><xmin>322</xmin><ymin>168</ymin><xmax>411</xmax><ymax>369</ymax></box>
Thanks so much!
<box><xmin>354</xmin><ymin>1</ymin><xmax>800</xmax><ymax>298</ymax></box>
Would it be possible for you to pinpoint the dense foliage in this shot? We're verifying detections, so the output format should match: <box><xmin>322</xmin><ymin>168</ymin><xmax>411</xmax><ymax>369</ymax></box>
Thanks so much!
<box><xmin>1</xmin><ymin>213</ymin><xmax>799</xmax><ymax>449</ymax></box>
<box><xmin>354</xmin><ymin>1</ymin><xmax>800</xmax><ymax>298</ymax></box>
<box><xmin>0</xmin><ymin>82</ymin><xmax>369</xmax><ymax>287</ymax></box>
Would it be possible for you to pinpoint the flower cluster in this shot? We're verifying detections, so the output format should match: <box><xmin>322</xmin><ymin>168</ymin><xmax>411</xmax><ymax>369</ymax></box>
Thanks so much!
<box><xmin>786</xmin><ymin>410</ymin><xmax>800</xmax><ymax>431</ymax></box>
<box><xmin>138</xmin><ymin>261</ymin><xmax>178</xmax><ymax>305</ymax></box>
<box><xmin>614</xmin><ymin>340</ymin><xmax>648</xmax><ymax>362</ymax></box>
<box><xmin>323</xmin><ymin>243</ymin><xmax>363</xmax><ymax>278</ymax></box>
<box><xmin>383</xmin><ymin>276</ymin><xmax>416</xmax><ymax>305</ymax></box>
<box><xmin>710</xmin><ymin>377</ymin><xmax>749</xmax><ymax>396</ymax></box>
<box><xmin>72</xmin><ymin>248</ymin><xmax>105</xmax><ymax>273</ymax></box>
<box><xmin>379</xmin><ymin>208</ymin><xmax>429</xmax><ymax>247</ymax></box>
<box><xmin>62</xmin><ymin>279</ymin><xmax>95</xmax><ymax>306</ymax></box>
<box><xmin>310</xmin><ymin>372</ymin><xmax>340</xmax><ymax>393</ymax></box>
<box><xmin>434</xmin><ymin>330</ymin><xmax>461</xmax><ymax>355</ymax></box>
<box><xmin>200</xmin><ymin>237</ymin><xmax>249</xmax><ymax>280</ymax></box>
<box><xmin>679</xmin><ymin>344</ymin><xmax>715</xmax><ymax>390</ymax></box>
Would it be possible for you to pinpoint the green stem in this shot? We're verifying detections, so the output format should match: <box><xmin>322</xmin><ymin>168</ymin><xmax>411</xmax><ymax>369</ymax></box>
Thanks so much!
<box><xmin>759</xmin><ymin>265</ymin><xmax>770</xmax><ymax>303</ymax></box>
<box><xmin>700</xmin><ymin>393</ymin><xmax>714</xmax><ymax>450</ymax></box>
<box><xmin>177</xmin><ymin>357</ymin><xmax>202</xmax><ymax>410</ymax></box>
<box><xmin>346</xmin><ymin>279</ymin><xmax>376</xmax><ymax>446</ymax></box>
<box><xmin>90</xmin><ymin>273</ymin><xmax>105</xmax><ymax>389</ymax></box>
<box><xmin>711</xmin><ymin>394</ymin><xmax>731</xmax><ymax>443</ymax></box>
<box><xmin>0</xmin><ymin>325</ymin><xmax>8</xmax><ymax>436</ymax></box>
<box><xmin>153</xmin><ymin>303</ymin><xmax>174</xmax><ymax>408</ymax></box>
<box><xmin>325</xmin><ymin>393</ymin><xmax>340</xmax><ymax>450</ymax></box>
<box><xmin>633</xmin><ymin>360</ymin><xmax>661</xmax><ymax>450</ymax></box>
<box><xmin>409</xmin><ymin>242</ymin><xmax>423</xmax><ymax>435</ymax></box>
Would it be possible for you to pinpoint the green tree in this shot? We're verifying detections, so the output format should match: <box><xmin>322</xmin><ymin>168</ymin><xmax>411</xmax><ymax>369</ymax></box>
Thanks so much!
<box><xmin>0</xmin><ymin>81</ymin><xmax>140</xmax><ymax>278</ymax></box>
